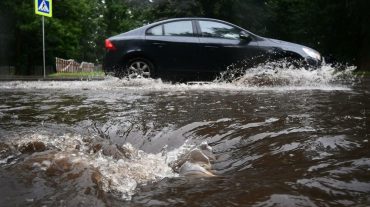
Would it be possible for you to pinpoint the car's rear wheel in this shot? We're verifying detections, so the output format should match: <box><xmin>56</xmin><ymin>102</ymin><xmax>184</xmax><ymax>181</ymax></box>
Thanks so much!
<box><xmin>126</xmin><ymin>58</ymin><xmax>153</xmax><ymax>79</ymax></box>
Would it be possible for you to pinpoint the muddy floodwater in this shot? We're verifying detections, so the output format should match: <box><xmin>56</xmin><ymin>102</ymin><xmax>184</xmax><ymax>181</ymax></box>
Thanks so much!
<box><xmin>0</xmin><ymin>66</ymin><xmax>369</xmax><ymax>206</ymax></box>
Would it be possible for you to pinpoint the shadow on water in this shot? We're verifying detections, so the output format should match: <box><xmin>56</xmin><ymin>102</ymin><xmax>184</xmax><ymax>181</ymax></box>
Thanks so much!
<box><xmin>0</xmin><ymin>63</ymin><xmax>369</xmax><ymax>206</ymax></box>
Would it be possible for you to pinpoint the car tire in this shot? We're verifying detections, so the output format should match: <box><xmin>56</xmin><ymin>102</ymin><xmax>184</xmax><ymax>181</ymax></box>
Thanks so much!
<box><xmin>125</xmin><ymin>58</ymin><xmax>154</xmax><ymax>79</ymax></box>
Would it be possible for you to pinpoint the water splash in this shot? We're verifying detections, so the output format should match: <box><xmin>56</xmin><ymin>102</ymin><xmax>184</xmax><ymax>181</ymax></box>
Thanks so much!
<box><xmin>0</xmin><ymin>63</ymin><xmax>357</xmax><ymax>92</ymax></box>
<box><xmin>216</xmin><ymin>61</ymin><xmax>357</xmax><ymax>88</ymax></box>
<box><xmin>0</xmin><ymin>132</ymin><xmax>217</xmax><ymax>201</ymax></box>
<box><xmin>0</xmin><ymin>133</ymin><xmax>181</xmax><ymax>200</ymax></box>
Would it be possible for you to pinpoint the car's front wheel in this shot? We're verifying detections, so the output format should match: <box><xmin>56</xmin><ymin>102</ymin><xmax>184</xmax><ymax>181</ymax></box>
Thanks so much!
<box><xmin>125</xmin><ymin>58</ymin><xmax>153</xmax><ymax>79</ymax></box>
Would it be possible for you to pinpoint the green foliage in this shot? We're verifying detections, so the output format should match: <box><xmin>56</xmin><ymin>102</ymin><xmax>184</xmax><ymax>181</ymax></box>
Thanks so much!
<box><xmin>1</xmin><ymin>0</ymin><xmax>369</xmax><ymax>74</ymax></box>
<box><xmin>49</xmin><ymin>0</ymin><xmax>107</xmax><ymax>63</ymax></box>
<box><xmin>1</xmin><ymin>0</ymin><xmax>107</xmax><ymax>74</ymax></box>
<box><xmin>266</xmin><ymin>0</ymin><xmax>370</xmax><ymax>69</ymax></box>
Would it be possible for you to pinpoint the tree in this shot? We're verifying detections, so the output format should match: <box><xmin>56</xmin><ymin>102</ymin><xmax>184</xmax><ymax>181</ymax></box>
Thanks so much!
<box><xmin>48</xmin><ymin>0</ymin><xmax>106</xmax><ymax>63</ymax></box>
<box><xmin>0</xmin><ymin>0</ymin><xmax>369</xmax><ymax>74</ymax></box>
<box><xmin>0</xmin><ymin>0</ymin><xmax>107</xmax><ymax>75</ymax></box>
<box><xmin>266</xmin><ymin>0</ymin><xmax>370</xmax><ymax>69</ymax></box>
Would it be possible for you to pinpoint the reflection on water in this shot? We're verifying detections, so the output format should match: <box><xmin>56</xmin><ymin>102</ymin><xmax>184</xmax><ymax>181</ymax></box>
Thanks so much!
<box><xmin>0</xmin><ymin>65</ymin><xmax>369</xmax><ymax>206</ymax></box>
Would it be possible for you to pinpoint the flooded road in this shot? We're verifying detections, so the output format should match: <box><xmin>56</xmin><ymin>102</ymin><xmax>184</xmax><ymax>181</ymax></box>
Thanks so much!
<box><xmin>0</xmin><ymin>66</ymin><xmax>369</xmax><ymax>206</ymax></box>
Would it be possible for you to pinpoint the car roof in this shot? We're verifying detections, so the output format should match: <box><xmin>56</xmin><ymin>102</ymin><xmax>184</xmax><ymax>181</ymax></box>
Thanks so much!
<box><xmin>146</xmin><ymin>17</ymin><xmax>238</xmax><ymax>28</ymax></box>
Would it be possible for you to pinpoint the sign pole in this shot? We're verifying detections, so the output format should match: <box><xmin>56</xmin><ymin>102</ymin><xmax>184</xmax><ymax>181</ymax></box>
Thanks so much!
<box><xmin>42</xmin><ymin>16</ymin><xmax>46</xmax><ymax>78</ymax></box>
<box><xmin>35</xmin><ymin>0</ymin><xmax>52</xmax><ymax>78</ymax></box>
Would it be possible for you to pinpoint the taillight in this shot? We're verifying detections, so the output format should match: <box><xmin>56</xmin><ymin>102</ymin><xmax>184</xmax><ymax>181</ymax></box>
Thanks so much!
<box><xmin>105</xmin><ymin>39</ymin><xmax>116</xmax><ymax>51</ymax></box>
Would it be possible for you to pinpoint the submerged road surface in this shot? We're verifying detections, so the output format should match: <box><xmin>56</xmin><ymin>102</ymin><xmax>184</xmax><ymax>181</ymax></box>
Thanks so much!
<box><xmin>0</xmin><ymin>66</ymin><xmax>369</xmax><ymax>206</ymax></box>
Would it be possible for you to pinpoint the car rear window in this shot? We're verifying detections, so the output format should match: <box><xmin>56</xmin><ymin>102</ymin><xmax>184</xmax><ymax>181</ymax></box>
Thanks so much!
<box><xmin>147</xmin><ymin>25</ymin><xmax>163</xmax><ymax>36</ymax></box>
<box><xmin>163</xmin><ymin>21</ymin><xmax>193</xmax><ymax>36</ymax></box>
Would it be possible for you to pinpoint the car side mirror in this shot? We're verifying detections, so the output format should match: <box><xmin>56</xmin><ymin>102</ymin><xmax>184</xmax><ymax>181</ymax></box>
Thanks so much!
<box><xmin>240</xmin><ymin>31</ymin><xmax>252</xmax><ymax>42</ymax></box>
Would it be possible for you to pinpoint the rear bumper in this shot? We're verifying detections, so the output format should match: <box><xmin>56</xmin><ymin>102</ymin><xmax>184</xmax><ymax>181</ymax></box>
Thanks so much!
<box><xmin>103</xmin><ymin>51</ymin><xmax>123</xmax><ymax>73</ymax></box>
<box><xmin>103</xmin><ymin>54</ymin><xmax>115</xmax><ymax>73</ymax></box>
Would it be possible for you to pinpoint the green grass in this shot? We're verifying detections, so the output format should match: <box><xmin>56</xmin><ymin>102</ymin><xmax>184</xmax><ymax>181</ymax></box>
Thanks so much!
<box><xmin>354</xmin><ymin>70</ymin><xmax>370</xmax><ymax>77</ymax></box>
<box><xmin>48</xmin><ymin>71</ymin><xmax>105</xmax><ymax>78</ymax></box>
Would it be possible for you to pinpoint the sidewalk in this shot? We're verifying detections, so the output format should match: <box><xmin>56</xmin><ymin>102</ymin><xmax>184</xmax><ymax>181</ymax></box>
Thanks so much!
<box><xmin>0</xmin><ymin>76</ymin><xmax>105</xmax><ymax>81</ymax></box>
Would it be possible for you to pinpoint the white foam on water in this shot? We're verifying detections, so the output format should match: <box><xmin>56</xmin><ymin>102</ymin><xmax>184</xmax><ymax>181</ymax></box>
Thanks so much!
<box><xmin>0</xmin><ymin>64</ymin><xmax>357</xmax><ymax>92</ymax></box>
<box><xmin>90</xmin><ymin>145</ymin><xmax>177</xmax><ymax>200</ymax></box>
<box><xmin>221</xmin><ymin>63</ymin><xmax>357</xmax><ymax>91</ymax></box>
<box><xmin>5</xmin><ymin>133</ymin><xmax>200</xmax><ymax>200</ymax></box>
<box><xmin>3</xmin><ymin>133</ymin><xmax>215</xmax><ymax>199</ymax></box>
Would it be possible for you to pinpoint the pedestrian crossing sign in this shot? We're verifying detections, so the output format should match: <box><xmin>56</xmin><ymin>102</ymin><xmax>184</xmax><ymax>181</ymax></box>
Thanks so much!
<box><xmin>35</xmin><ymin>0</ymin><xmax>52</xmax><ymax>17</ymax></box>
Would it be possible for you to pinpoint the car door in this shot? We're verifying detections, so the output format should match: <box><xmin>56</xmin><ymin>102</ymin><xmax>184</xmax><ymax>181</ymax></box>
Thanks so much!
<box><xmin>197</xmin><ymin>20</ymin><xmax>262</xmax><ymax>72</ymax></box>
<box><xmin>145</xmin><ymin>20</ymin><xmax>201</xmax><ymax>73</ymax></box>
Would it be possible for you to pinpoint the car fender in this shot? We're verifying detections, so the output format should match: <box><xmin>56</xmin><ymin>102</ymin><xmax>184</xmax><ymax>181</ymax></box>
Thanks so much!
<box><xmin>267</xmin><ymin>38</ymin><xmax>322</xmax><ymax>64</ymax></box>
<box><xmin>122</xmin><ymin>50</ymin><xmax>157</xmax><ymax>72</ymax></box>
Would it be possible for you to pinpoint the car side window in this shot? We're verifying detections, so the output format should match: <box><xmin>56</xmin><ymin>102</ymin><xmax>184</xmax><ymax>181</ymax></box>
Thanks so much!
<box><xmin>147</xmin><ymin>25</ymin><xmax>163</xmax><ymax>36</ymax></box>
<box><xmin>199</xmin><ymin>21</ymin><xmax>241</xmax><ymax>40</ymax></box>
<box><xmin>163</xmin><ymin>21</ymin><xmax>193</xmax><ymax>36</ymax></box>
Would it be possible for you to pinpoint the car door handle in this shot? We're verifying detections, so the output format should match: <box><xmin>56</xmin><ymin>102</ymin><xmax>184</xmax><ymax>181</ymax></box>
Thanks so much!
<box><xmin>204</xmin><ymin>45</ymin><xmax>219</xmax><ymax>49</ymax></box>
<box><xmin>224</xmin><ymin>45</ymin><xmax>239</xmax><ymax>48</ymax></box>
<box><xmin>152</xmin><ymin>42</ymin><xmax>166</xmax><ymax>47</ymax></box>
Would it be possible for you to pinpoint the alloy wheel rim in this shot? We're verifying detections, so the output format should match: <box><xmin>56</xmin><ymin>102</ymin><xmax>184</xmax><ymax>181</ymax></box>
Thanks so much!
<box><xmin>128</xmin><ymin>61</ymin><xmax>151</xmax><ymax>79</ymax></box>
